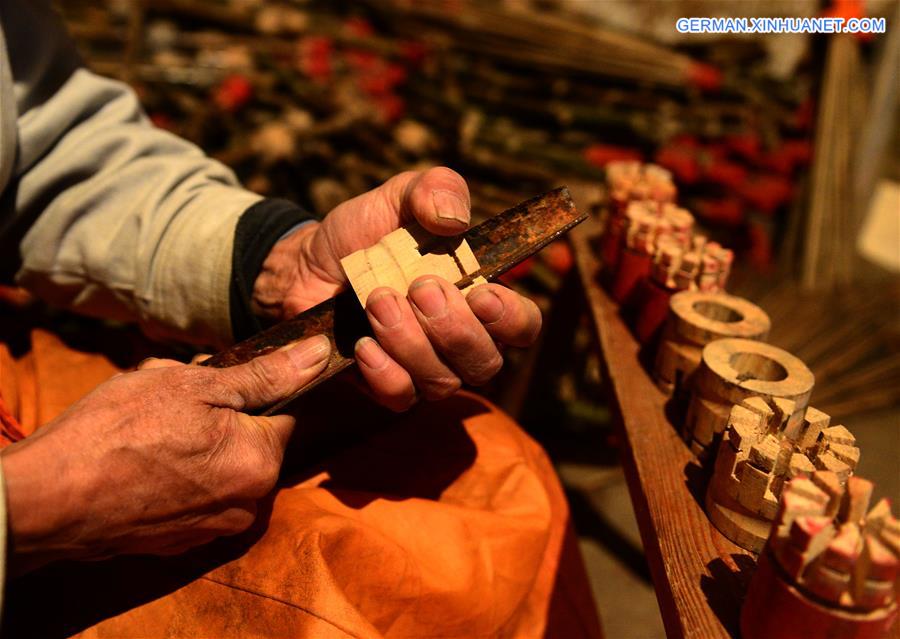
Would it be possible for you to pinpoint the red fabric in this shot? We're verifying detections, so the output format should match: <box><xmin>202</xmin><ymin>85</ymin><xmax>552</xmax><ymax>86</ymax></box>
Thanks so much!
<box><xmin>1</xmin><ymin>327</ymin><xmax>603</xmax><ymax>639</ymax></box>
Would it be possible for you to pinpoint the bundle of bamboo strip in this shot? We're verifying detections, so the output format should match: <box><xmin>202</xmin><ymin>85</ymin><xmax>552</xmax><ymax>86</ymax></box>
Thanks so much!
<box><xmin>367</xmin><ymin>0</ymin><xmax>721</xmax><ymax>90</ymax></box>
<box><xmin>800</xmin><ymin>33</ymin><xmax>866</xmax><ymax>289</ymax></box>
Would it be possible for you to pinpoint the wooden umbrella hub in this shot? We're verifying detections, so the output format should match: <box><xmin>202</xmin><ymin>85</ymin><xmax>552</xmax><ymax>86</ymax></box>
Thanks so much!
<box><xmin>706</xmin><ymin>397</ymin><xmax>859</xmax><ymax>553</ymax></box>
<box><xmin>741</xmin><ymin>472</ymin><xmax>899</xmax><ymax>639</ymax></box>
<box><xmin>654</xmin><ymin>291</ymin><xmax>770</xmax><ymax>397</ymax></box>
<box><xmin>683</xmin><ymin>338</ymin><xmax>814</xmax><ymax>460</ymax></box>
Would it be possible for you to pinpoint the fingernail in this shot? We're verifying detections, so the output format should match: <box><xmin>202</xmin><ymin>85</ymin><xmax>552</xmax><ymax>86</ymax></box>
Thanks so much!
<box><xmin>367</xmin><ymin>291</ymin><xmax>403</xmax><ymax>328</ymax></box>
<box><xmin>409</xmin><ymin>278</ymin><xmax>447</xmax><ymax>318</ymax></box>
<box><xmin>468</xmin><ymin>288</ymin><xmax>504</xmax><ymax>323</ymax></box>
<box><xmin>432</xmin><ymin>189</ymin><xmax>470</xmax><ymax>227</ymax></box>
<box><xmin>285</xmin><ymin>335</ymin><xmax>330</xmax><ymax>368</ymax></box>
<box><xmin>355</xmin><ymin>337</ymin><xmax>388</xmax><ymax>369</ymax></box>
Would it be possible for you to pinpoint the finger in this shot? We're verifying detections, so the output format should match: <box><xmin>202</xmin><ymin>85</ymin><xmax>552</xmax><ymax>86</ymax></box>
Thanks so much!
<box><xmin>305</xmin><ymin>168</ymin><xmax>471</xmax><ymax>286</ymax></box>
<box><xmin>214</xmin><ymin>335</ymin><xmax>331</xmax><ymax>411</ymax></box>
<box><xmin>211</xmin><ymin>502</ymin><xmax>258</xmax><ymax>536</ymax></box>
<box><xmin>365</xmin><ymin>287</ymin><xmax>461</xmax><ymax>400</ymax></box>
<box><xmin>466</xmin><ymin>284</ymin><xmax>543</xmax><ymax>348</ymax></box>
<box><xmin>137</xmin><ymin>357</ymin><xmax>184</xmax><ymax>370</ymax></box>
<box><xmin>354</xmin><ymin>337</ymin><xmax>417</xmax><ymax>411</ymax></box>
<box><xmin>399</xmin><ymin>166</ymin><xmax>471</xmax><ymax>235</ymax></box>
<box><xmin>406</xmin><ymin>277</ymin><xmax>503</xmax><ymax>387</ymax></box>
<box><xmin>240</xmin><ymin>413</ymin><xmax>298</xmax><ymax>461</ymax></box>
<box><xmin>155</xmin><ymin>504</ymin><xmax>258</xmax><ymax>554</ymax></box>
<box><xmin>191</xmin><ymin>353</ymin><xmax>213</xmax><ymax>365</ymax></box>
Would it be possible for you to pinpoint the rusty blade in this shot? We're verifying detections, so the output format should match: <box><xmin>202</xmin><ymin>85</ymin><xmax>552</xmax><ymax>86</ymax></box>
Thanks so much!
<box><xmin>462</xmin><ymin>186</ymin><xmax>583</xmax><ymax>285</ymax></box>
<box><xmin>202</xmin><ymin>186</ymin><xmax>583</xmax><ymax>414</ymax></box>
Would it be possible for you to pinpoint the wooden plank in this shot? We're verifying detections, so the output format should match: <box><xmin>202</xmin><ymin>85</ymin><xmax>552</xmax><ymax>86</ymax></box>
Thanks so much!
<box><xmin>570</xmin><ymin>219</ymin><xmax>754</xmax><ymax>638</ymax></box>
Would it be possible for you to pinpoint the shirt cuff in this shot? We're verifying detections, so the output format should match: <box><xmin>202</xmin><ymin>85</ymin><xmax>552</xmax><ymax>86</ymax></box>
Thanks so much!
<box><xmin>230</xmin><ymin>198</ymin><xmax>315</xmax><ymax>342</ymax></box>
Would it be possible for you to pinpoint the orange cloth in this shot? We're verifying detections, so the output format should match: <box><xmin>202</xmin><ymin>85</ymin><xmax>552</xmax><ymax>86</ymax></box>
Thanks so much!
<box><xmin>1</xmin><ymin>327</ymin><xmax>602</xmax><ymax>638</ymax></box>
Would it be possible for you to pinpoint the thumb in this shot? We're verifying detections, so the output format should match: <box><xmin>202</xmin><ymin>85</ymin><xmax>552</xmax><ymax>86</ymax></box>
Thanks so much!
<box><xmin>237</xmin><ymin>412</ymin><xmax>297</xmax><ymax>466</ymax></box>
<box><xmin>215</xmin><ymin>335</ymin><xmax>331</xmax><ymax>411</ymax></box>
<box><xmin>397</xmin><ymin>166</ymin><xmax>472</xmax><ymax>236</ymax></box>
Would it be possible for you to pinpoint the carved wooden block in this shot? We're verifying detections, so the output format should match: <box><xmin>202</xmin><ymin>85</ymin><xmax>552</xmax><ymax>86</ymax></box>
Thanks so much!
<box><xmin>683</xmin><ymin>338</ymin><xmax>815</xmax><ymax>461</ymax></box>
<box><xmin>706</xmin><ymin>400</ymin><xmax>860</xmax><ymax>553</ymax></box>
<box><xmin>741</xmin><ymin>472</ymin><xmax>899</xmax><ymax>639</ymax></box>
<box><xmin>340</xmin><ymin>223</ymin><xmax>486</xmax><ymax>308</ymax></box>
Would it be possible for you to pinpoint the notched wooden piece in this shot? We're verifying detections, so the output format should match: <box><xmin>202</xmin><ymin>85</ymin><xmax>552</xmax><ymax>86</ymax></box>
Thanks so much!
<box><xmin>340</xmin><ymin>223</ymin><xmax>487</xmax><ymax>308</ymax></box>
<box><xmin>684</xmin><ymin>338</ymin><xmax>815</xmax><ymax>461</ymax></box>
<box><xmin>706</xmin><ymin>404</ymin><xmax>859</xmax><ymax>554</ymax></box>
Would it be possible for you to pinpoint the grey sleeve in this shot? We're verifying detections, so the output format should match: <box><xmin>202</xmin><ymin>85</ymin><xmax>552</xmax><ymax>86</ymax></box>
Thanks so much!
<box><xmin>2</xmin><ymin>0</ymin><xmax>262</xmax><ymax>347</ymax></box>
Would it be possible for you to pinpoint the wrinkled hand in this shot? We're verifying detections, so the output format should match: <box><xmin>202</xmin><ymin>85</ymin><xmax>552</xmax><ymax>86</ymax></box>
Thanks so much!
<box><xmin>0</xmin><ymin>336</ymin><xmax>331</xmax><ymax>573</ymax></box>
<box><xmin>252</xmin><ymin>168</ymin><xmax>542</xmax><ymax>411</ymax></box>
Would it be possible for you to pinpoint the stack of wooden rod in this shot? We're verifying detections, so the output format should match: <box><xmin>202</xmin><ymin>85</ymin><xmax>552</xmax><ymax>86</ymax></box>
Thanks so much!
<box><xmin>367</xmin><ymin>0</ymin><xmax>718</xmax><ymax>90</ymax></box>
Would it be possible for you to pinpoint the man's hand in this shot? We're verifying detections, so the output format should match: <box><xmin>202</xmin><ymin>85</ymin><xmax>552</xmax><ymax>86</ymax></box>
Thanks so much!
<box><xmin>0</xmin><ymin>336</ymin><xmax>330</xmax><ymax>574</ymax></box>
<box><xmin>251</xmin><ymin>168</ymin><xmax>542</xmax><ymax>411</ymax></box>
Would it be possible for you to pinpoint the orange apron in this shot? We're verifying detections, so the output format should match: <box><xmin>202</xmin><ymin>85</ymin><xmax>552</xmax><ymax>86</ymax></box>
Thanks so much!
<box><xmin>0</xmin><ymin>317</ymin><xmax>602</xmax><ymax>638</ymax></box>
